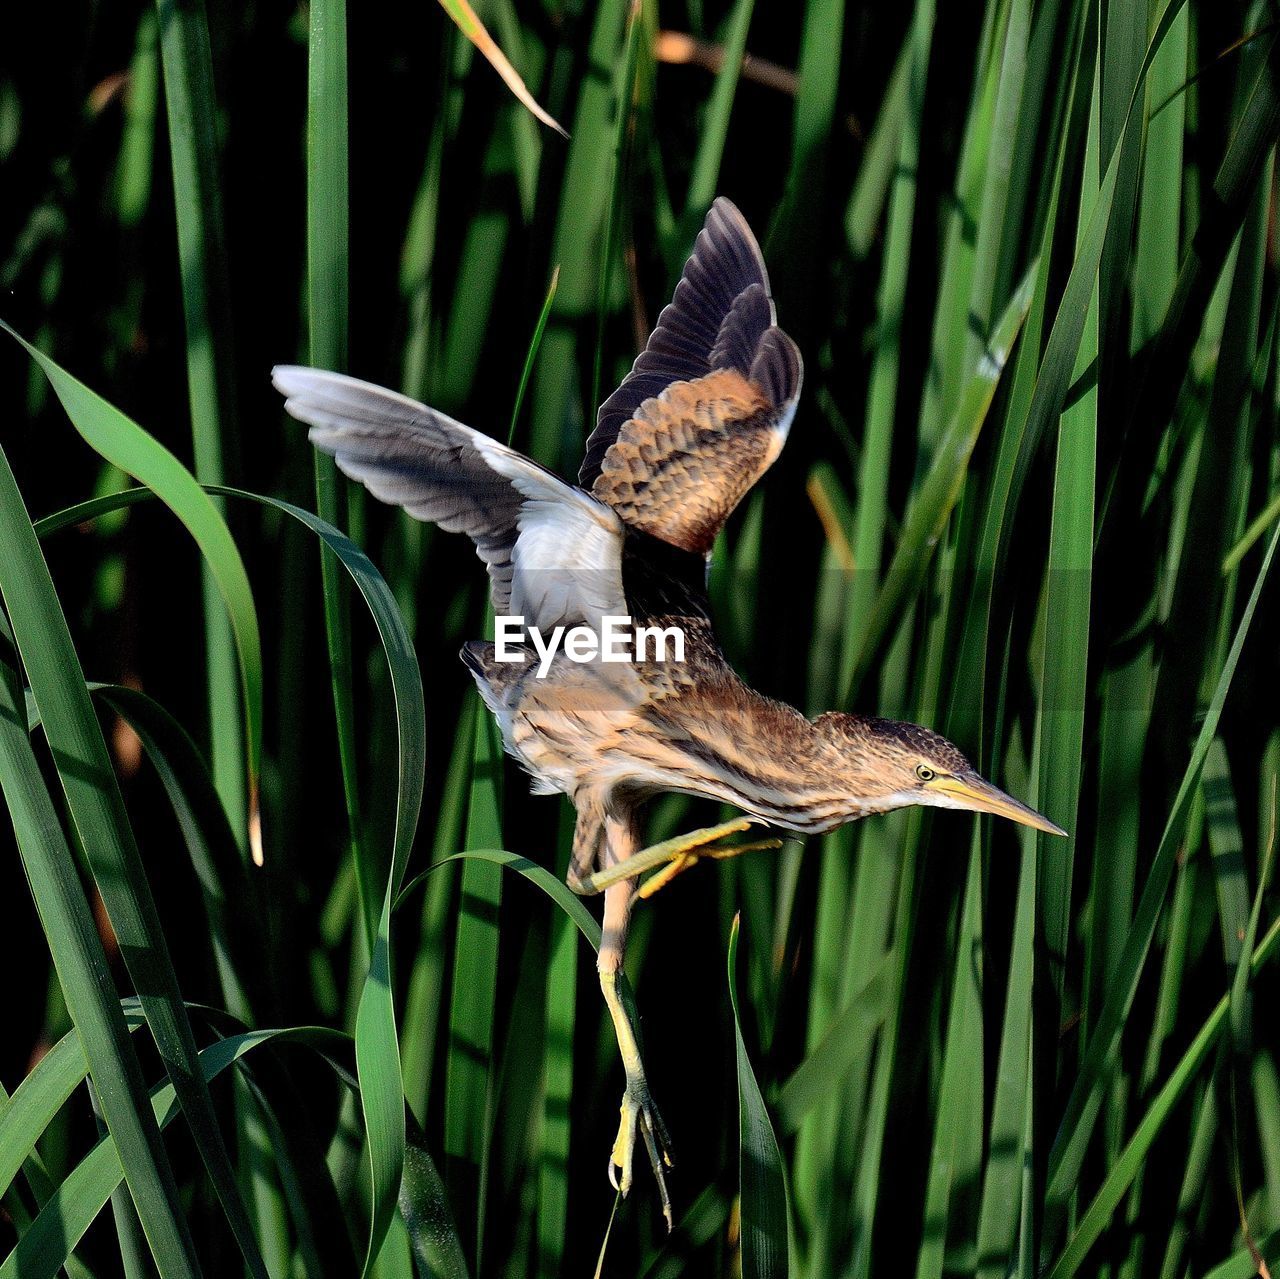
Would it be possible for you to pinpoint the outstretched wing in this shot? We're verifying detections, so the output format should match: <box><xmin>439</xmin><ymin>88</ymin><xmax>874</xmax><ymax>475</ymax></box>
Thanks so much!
<box><xmin>274</xmin><ymin>367</ymin><xmax>625</xmax><ymax>630</ymax></box>
<box><xmin>580</xmin><ymin>197</ymin><xmax>803</xmax><ymax>555</ymax></box>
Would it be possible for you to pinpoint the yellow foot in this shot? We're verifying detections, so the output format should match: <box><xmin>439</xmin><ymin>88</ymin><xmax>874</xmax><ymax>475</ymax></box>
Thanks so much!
<box><xmin>575</xmin><ymin>817</ymin><xmax>783</xmax><ymax>897</ymax></box>
<box><xmin>637</xmin><ymin>836</ymin><xmax>784</xmax><ymax>899</ymax></box>
<box><xmin>609</xmin><ymin>1074</ymin><xmax>674</xmax><ymax>1230</ymax></box>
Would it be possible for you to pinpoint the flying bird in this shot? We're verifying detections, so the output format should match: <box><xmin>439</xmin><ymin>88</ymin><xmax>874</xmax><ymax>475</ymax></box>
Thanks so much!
<box><xmin>274</xmin><ymin>197</ymin><xmax>1063</xmax><ymax>1228</ymax></box>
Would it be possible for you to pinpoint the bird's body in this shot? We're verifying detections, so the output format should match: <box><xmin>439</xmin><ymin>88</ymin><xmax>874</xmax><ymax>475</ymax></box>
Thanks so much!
<box><xmin>463</xmin><ymin>620</ymin><xmax>969</xmax><ymax>851</ymax></box>
<box><xmin>274</xmin><ymin>197</ymin><xmax>1062</xmax><ymax>1228</ymax></box>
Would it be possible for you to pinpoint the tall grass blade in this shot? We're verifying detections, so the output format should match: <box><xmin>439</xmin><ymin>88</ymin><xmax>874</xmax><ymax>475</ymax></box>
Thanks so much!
<box><xmin>845</xmin><ymin>40</ymin><xmax>909</xmax><ymax>257</ymax></box>
<box><xmin>683</xmin><ymin>0</ymin><xmax>755</xmax><ymax>218</ymax></box>
<box><xmin>0</xmin><ymin>624</ymin><xmax>199</xmax><ymax>1277</ymax></box>
<box><xmin>400</xmin><ymin>1119</ymin><xmax>471</xmax><ymax>1279</ymax></box>
<box><xmin>509</xmin><ymin>267</ymin><xmax>560</xmax><ymax>447</ymax></box>
<box><xmin>852</xmin><ymin>265</ymin><xmax>1033</xmax><ymax>679</ymax></box>
<box><xmin>0</xmin><ymin>1027</ymin><xmax>96</xmax><ymax>1203</ymax></box>
<box><xmin>0</xmin><ymin>437</ymin><xmax>263</xmax><ymax>1273</ymax></box>
<box><xmin>775</xmin><ymin>951</ymin><xmax>892</xmax><ymax>1134</ymax></box>
<box><xmin>260</xmin><ymin>496</ymin><xmax>425</xmax><ymax>1277</ymax></box>
<box><xmin>841</xmin><ymin>0</ymin><xmax>935</xmax><ymax>695</ymax></box>
<box><xmin>306</xmin><ymin>0</ymin><xmax>372</xmax><ymax>950</ymax></box>
<box><xmin>152</xmin><ymin>0</ymin><xmax>246</xmax><ymax>845</ymax></box>
<box><xmin>0</xmin><ymin>1024</ymin><xmax>351</xmax><ymax>1279</ymax></box>
<box><xmin>537</xmin><ymin>803</ymin><xmax>578</xmax><ymax>1279</ymax></box>
<box><xmin>26</xmin><ymin>479</ymin><xmax>429</xmax><ymax>1273</ymax></box>
<box><xmin>401</xmin><ymin>704</ymin><xmax>474</xmax><ymax>1119</ymax></box>
<box><xmin>1047</xmin><ymin>909</ymin><xmax>1280</xmax><ymax>1279</ymax></box>
<box><xmin>414</xmin><ymin>850</ymin><xmax>601</xmax><ymax>947</ymax></box>
<box><xmin>1036</xmin><ymin>25</ymin><xmax>1100</xmax><ymax>1003</ymax></box>
<box><xmin>529</xmin><ymin>0</ymin><xmax>629</xmax><ymax>470</ymax></box>
<box><xmin>914</xmin><ymin>0</ymin><xmax>1002</xmax><ymax>456</ymax></box>
<box><xmin>1047</xmin><ymin>522</ymin><xmax>1280</xmax><ymax>1232</ymax></box>
<box><xmin>19</xmin><ymin>677</ymin><xmax>259</xmax><ymax>1030</ymax></box>
<box><xmin>974</xmin><ymin>837</ymin><xmax>1037</xmax><ymax>1279</ymax></box>
<box><xmin>437</xmin><ymin>0</ymin><xmax>566</xmax><ymax>138</ymax></box>
<box><xmin>914</xmin><ymin>841</ymin><xmax>984</xmax><ymax>1279</ymax></box>
<box><xmin>444</xmin><ymin>706</ymin><xmax>504</xmax><ymax>1262</ymax></box>
<box><xmin>1</xmin><ymin>323</ymin><xmax>262</xmax><ymax>854</ymax></box>
<box><xmin>728</xmin><ymin>915</ymin><xmax>787</xmax><ymax>1279</ymax></box>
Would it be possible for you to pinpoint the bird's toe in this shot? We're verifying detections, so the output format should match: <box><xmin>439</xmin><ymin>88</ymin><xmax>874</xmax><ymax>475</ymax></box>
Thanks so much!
<box><xmin>611</xmin><ymin>1080</ymin><xmax>675</xmax><ymax>1229</ymax></box>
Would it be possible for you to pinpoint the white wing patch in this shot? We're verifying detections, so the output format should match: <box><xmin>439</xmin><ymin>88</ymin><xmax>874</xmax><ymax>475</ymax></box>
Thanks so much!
<box><xmin>452</xmin><ymin>434</ymin><xmax>626</xmax><ymax>631</ymax></box>
<box><xmin>509</xmin><ymin>500</ymin><xmax>626</xmax><ymax>629</ymax></box>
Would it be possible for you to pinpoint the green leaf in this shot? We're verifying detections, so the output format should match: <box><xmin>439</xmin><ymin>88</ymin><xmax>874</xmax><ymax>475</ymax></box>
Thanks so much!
<box><xmin>852</xmin><ymin>263</ymin><xmax>1035</xmax><ymax>677</ymax></box>
<box><xmin>683</xmin><ymin>0</ymin><xmax>756</xmax><ymax>217</ymax></box>
<box><xmin>1047</xmin><ymin>909</ymin><xmax>1280</xmax><ymax>1279</ymax></box>
<box><xmin>509</xmin><ymin>265</ymin><xmax>560</xmax><ymax>447</ymax></box>
<box><xmin>400</xmin><ymin>848</ymin><xmax>601</xmax><ymax>953</ymax></box>
<box><xmin>0</xmin><ymin>632</ymin><xmax>199</xmax><ymax>1277</ymax></box>
<box><xmin>264</xmin><ymin>491</ymin><xmax>426</xmax><ymax>1277</ymax></box>
<box><xmin>30</xmin><ymin>480</ymin><xmax>426</xmax><ymax>1279</ymax></box>
<box><xmin>536</xmin><ymin>802</ymin><xmax>579</xmax><ymax>1278</ymax></box>
<box><xmin>85</xmin><ymin>685</ymin><xmax>258</xmax><ymax>1021</ymax></box>
<box><xmin>1</xmin><ymin>1024</ymin><xmax>352</xmax><ymax>1279</ymax></box>
<box><xmin>306</xmin><ymin>0</ymin><xmax>371</xmax><ymax>991</ymax></box>
<box><xmin>0</xmin><ymin>1009</ymin><xmax>140</xmax><ymax>1208</ymax></box>
<box><xmin>528</xmin><ymin>0</ymin><xmax>630</xmax><ymax>471</ymax></box>
<box><xmin>0</xmin><ymin>321</ymin><xmax>263</xmax><ymax>856</ymax></box>
<box><xmin>840</xmin><ymin>0</ymin><xmax>936</xmax><ymax>698</ymax></box>
<box><xmin>0</xmin><ymin>431</ymin><xmax>261</xmax><ymax>1276</ymax></box>
<box><xmin>1036</xmin><ymin>25</ymin><xmax>1100</xmax><ymax>1004</ymax></box>
<box><xmin>914</xmin><ymin>840</ymin><xmax>985</xmax><ymax>1279</ymax></box>
<box><xmin>400</xmin><ymin>1116</ymin><xmax>471</xmax><ymax>1279</ymax></box>
<box><xmin>444</xmin><ymin>703</ymin><xmax>504</xmax><ymax>1260</ymax></box>
<box><xmin>1047</xmin><ymin>522</ymin><xmax>1280</xmax><ymax>1228</ymax></box>
<box><xmin>728</xmin><ymin>915</ymin><xmax>788</xmax><ymax>1279</ymax></box>
<box><xmin>775</xmin><ymin>950</ymin><xmax>892</xmax><ymax>1134</ymax></box>
<box><xmin>153</xmin><ymin>0</ymin><xmax>247</xmax><ymax>839</ymax></box>
<box><xmin>974</xmin><ymin>836</ymin><xmax>1037</xmax><ymax>1278</ymax></box>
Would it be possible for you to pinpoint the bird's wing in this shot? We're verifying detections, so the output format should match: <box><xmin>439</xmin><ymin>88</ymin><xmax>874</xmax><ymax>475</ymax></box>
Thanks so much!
<box><xmin>274</xmin><ymin>366</ymin><xmax>625</xmax><ymax>630</ymax></box>
<box><xmin>579</xmin><ymin>197</ymin><xmax>803</xmax><ymax>555</ymax></box>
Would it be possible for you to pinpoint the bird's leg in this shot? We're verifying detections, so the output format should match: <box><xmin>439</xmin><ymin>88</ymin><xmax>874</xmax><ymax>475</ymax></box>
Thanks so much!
<box><xmin>576</xmin><ymin>816</ymin><xmax>783</xmax><ymax>898</ymax></box>
<box><xmin>597</xmin><ymin>820</ymin><xmax>675</xmax><ymax>1229</ymax></box>
<box><xmin>599</xmin><ymin>884</ymin><xmax>674</xmax><ymax>1227</ymax></box>
<box><xmin>565</xmin><ymin>790</ymin><xmax>608</xmax><ymax>894</ymax></box>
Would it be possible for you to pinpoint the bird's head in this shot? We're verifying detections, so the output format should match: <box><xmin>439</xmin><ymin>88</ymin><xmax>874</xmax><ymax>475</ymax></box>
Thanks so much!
<box><xmin>814</xmin><ymin>713</ymin><xmax>1066</xmax><ymax>835</ymax></box>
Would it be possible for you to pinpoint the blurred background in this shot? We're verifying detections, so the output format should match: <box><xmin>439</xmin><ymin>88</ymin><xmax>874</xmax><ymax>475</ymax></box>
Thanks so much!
<box><xmin>2</xmin><ymin>0</ymin><xmax>1279</xmax><ymax>1276</ymax></box>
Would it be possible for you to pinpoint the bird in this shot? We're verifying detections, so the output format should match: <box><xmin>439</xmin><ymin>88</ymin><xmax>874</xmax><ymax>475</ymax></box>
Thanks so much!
<box><xmin>273</xmin><ymin>196</ymin><xmax>1064</xmax><ymax>1229</ymax></box>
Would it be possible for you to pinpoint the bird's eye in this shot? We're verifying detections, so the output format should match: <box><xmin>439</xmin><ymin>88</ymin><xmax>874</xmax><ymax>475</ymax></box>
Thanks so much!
<box><xmin>915</xmin><ymin>764</ymin><xmax>935</xmax><ymax>783</ymax></box>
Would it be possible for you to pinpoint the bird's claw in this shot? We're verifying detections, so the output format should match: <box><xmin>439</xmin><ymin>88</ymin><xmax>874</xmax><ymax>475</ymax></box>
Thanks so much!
<box><xmin>609</xmin><ymin>1078</ymin><xmax>674</xmax><ymax>1229</ymax></box>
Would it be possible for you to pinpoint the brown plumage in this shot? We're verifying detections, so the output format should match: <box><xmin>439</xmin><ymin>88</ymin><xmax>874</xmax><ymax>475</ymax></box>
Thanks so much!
<box><xmin>274</xmin><ymin>196</ymin><xmax>1061</xmax><ymax>1230</ymax></box>
<box><xmin>462</xmin><ymin>617</ymin><xmax>1048</xmax><ymax>882</ymax></box>
<box><xmin>591</xmin><ymin>369</ymin><xmax>783</xmax><ymax>553</ymax></box>
<box><xmin>579</xmin><ymin>197</ymin><xmax>802</xmax><ymax>521</ymax></box>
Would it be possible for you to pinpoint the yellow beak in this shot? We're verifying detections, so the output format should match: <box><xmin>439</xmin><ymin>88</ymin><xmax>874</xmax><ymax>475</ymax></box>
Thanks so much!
<box><xmin>927</xmin><ymin>771</ymin><xmax>1067</xmax><ymax>836</ymax></box>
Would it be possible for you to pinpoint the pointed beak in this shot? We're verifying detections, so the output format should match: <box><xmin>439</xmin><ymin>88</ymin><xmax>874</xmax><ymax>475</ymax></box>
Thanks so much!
<box><xmin>927</xmin><ymin>771</ymin><xmax>1067</xmax><ymax>836</ymax></box>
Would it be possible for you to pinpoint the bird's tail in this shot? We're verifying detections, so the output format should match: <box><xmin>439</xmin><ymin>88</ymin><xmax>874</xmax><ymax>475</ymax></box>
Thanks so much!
<box><xmin>460</xmin><ymin>641</ymin><xmax>557</xmax><ymax>795</ymax></box>
<box><xmin>463</xmin><ymin>636</ymin><xmax>527</xmax><ymax>714</ymax></box>
<box><xmin>461</xmin><ymin>641</ymin><xmax>511</xmax><ymax>716</ymax></box>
